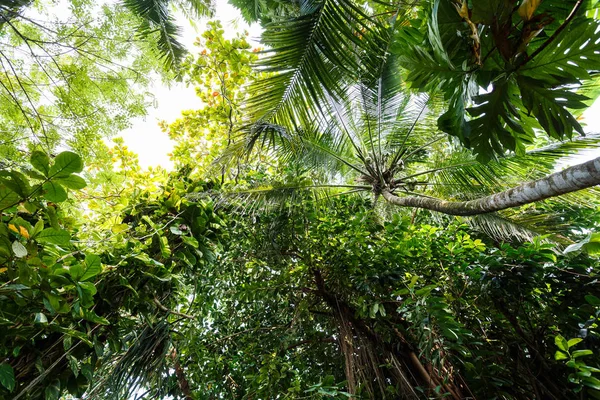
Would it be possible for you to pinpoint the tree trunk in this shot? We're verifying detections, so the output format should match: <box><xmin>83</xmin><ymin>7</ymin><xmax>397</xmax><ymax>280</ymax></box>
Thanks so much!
<box><xmin>382</xmin><ymin>156</ymin><xmax>600</xmax><ymax>216</ymax></box>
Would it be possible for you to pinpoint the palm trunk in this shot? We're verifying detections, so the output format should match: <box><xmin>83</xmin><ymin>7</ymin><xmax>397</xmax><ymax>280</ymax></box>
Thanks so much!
<box><xmin>382</xmin><ymin>156</ymin><xmax>600</xmax><ymax>216</ymax></box>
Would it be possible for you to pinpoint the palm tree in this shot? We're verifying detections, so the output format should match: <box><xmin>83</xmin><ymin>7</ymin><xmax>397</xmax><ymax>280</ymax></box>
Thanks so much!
<box><xmin>122</xmin><ymin>0</ymin><xmax>213</xmax><ymax>68</ymax></box>
<box><xmin>229</xmin><ymin>0</ymin><xmax>600</xmax><ymax>220</ymax></box>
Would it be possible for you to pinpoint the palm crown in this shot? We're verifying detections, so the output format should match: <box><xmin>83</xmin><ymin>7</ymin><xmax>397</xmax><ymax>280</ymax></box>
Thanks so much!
<box><xmin>225</xmin><ymin>0</ymin><xmax>600</xmax><ymax>238</ymax></box>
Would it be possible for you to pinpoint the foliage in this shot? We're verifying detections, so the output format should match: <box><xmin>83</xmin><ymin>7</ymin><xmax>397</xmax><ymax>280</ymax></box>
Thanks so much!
<box><xmin>0</xmin><ymin>0</ymin><xmax>160</xmax><ymax>163</ymax></box>
<box><xmin>2</xmin><ymin>0</ymin><xmax>600</xmax><ymax>399</ymax></box>
<box><xmin>395</xmin><ymin>0</ymin><xmax>600</xmax><ymax>160</ymax></box>
<box><xmin>0</xmin><ymin>150</ymin><xmax>223</xmax><ymax>399</ymax></box>
<box><xmin>163</xmin><ymin>21</ymin><xmax>259</xmax><ymax>176</ymax></box>
<box><xmin>156</xmin><ymin>195</ymin><xmax>600</xmax><ymax>398</ymax></box>
<box><xmin>122</xmin><ymin>0</ymin><xmax>214</xmax><ymax>68</ymax></box>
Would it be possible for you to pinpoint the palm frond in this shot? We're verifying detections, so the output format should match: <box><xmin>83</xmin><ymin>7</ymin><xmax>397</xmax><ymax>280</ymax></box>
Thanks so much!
<box><xmin>88</xmin><ymin>321</ymin><xmax>174</xmax><ymax>400</ymax></box>
<box><xmin>173</xmin><ymin>0</ymin><xmax>213</xmax><ymax>19</ymax></box>
<box><xmin>243</xmin><ymin>0</ymin><xmax>385</xmax><ymax>144</ymax></box>
<box><xmin>123</xmin><ymin>0</ymin><xmax>187</xmax><ymax>68</ymax></box>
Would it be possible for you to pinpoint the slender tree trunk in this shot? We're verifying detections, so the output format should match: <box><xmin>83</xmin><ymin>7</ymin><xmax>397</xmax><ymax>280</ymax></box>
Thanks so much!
<box><xmin>382</xmin><ymin>156</ymin><xmax>600</xmax><ymax>216</ymax></box>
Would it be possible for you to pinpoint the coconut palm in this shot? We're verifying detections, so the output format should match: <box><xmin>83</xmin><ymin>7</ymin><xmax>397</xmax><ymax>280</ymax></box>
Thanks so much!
<box><xmin>122</xmin><ymin>0</ymin><xmax>213</xmax><ymax>68</ymax></box>
<box><xmin>228</xmin><ymin>0</ymin><xmax>600</xmax><ymax>224</ymax></box>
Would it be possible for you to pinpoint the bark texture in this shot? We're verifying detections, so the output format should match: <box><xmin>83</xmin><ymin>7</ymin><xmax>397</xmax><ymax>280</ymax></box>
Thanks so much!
<box><xmin>382</xmin><ymin>156</ymin><xmax>600</xmax><ymax>216</ymax></box>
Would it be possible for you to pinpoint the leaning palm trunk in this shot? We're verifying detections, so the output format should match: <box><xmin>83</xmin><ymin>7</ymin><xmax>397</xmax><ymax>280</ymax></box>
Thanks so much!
<box><xmin>382</xmin><ymin>156</ymin><xmax>600</xmax><ymax>216</ymax></box>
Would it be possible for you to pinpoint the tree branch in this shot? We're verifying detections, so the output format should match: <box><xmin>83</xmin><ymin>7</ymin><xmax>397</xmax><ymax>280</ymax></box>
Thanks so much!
<box><xmin>153</xmin><ymin>297</ymin><xmax>194</xmax><ymax>320</ymax></box>
<box><xmin>382</xmin><ymin>156</ymin><xmax>600</xmax><ymax>215</ymax></box>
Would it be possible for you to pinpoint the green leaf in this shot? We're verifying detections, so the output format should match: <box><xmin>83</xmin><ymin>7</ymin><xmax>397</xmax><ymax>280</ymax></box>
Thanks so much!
<box><xmin>81</xmin><ymin>363</ymin><xmax>93</xmax><ymax>382</ymax></box>
<box><xmin>77</xmin><ymin>282</ymin><xmax>96</xmax><ymax>308</ymax></box>
<box><xmin>586</xmin><ymin>295</ymin><xmax>600</xmax><ymax>306</ymax></box>
<box><xmin>521</xmin><ymin>19</ymin><xmax>600</xmax><ymax>85</ymax></box>
<box><xmin>30</xmin><ymin>151</ymin><xmax>50</xmax><ymax>177</ymax></box>
<box><xmin>34</xmin><ymin>312</ymin><xmax>48</xmax><ymax>324</ymax></box>
<box><xmin>67</xmin><ymin>354</ymin><xmax>79</xmax><ymax>377</ymax></box>
<box><xmin>0</xmin><ymin>186</ymin><xmax>20</xmax><ymax>211</ymax></box>
<box><xmin>12</xmin><ymin>240</ymin><xmax>27</xmax><ymax>258</ymax></box>
<box><xmin>554</xmin><ymin>350</ymin><xmax>569</xmax><ymax>360</ymax></box>
<box><xmin>31</xmin><ymin>219</ymin><xmax>44</xmax><ymax>237</ymax></box>
<box><xmin>568</xmin><ymin>338</ymin><xmax>584</xmax><ymax>348</ymax></box>
<box><xmin>82</xmin><ymin>309</ymin><xmax>109</xmax><ymax>325</ymax></box>
<box><xmin>42</xmin><ymin>182</ymin><xmax>67</xmax><ymax>202</ymax></box>
<box><xmin>583</xmin><ymin>376</ymin><xmax>600</xmax><ymax>390</ymax></box>
<box><xmin>80</xmin><ymin>254</ymin><xmax>102</xmax><ymax>281</ymax></box>
<box><xmin>517</xmin><ymin>76</ymin><xmax>586</xmax><ymax>140</ymax></box>
<box><xmin>0</xmin><ymin>171</ymin><xmax>31</xmax><ymax>197</ymax></box>
<box><xmin>181</xmin><ymin>235</ymin><xmax>199</xmax><ymax>248</ymax></box>
<box><xmin>44</xmin><ymin>379</ymin><xmax>60</xmax><ymax>400</ymax></box>
<box><xmin>159</xmin><ymin>236</ymin><xmax>171</xmax><ymax>258</ymax></box>
<box><xmin>467</xmin><ymin>80</ymin><xmax>533</xmax><ymax>161</ymax></box>
<box><xmin>555</xmin><ymin>335</ymin><xmax>569</xmax><ymax>352</ymax></box>
<box><xmin>36</xmin><ymin>228</ymin><xmax>71</xmax><ymax>246</ymax></box>
<box><xmin>572</xmin><ymin>349</ymin><xmax>594</xmax><ymax>358</ymax></box>
<box><xmin>56</xmin><ymin>175</ymin><xmax>86</xmax><ymax>190</ymax></box>
<box><xmin>49</xmin><ymin>151</ymin><xmax>83</xmax><ymax>178</ymax></box>
<box><xmin>0</xmin><ymin>363</ymin><xmax>15</xmax><ymax>392</ymax></box>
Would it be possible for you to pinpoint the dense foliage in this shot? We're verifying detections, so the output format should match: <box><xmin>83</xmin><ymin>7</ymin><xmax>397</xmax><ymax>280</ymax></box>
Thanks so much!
<box><xmin>0</xmin><ymin>0</ymin><xmax>599</xmax><ymax>399</ymax></box>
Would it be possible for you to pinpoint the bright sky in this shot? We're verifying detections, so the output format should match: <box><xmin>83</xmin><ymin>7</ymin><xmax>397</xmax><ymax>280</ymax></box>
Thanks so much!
<box><xmin>118</xmin><ymin>1</ymin><xmax>262</xmax><ymax>170</ymax></box>
<box><xmin>119</xmin><ymin>2</ymin><xmax>599</xmax><ymax>170</ymax></box>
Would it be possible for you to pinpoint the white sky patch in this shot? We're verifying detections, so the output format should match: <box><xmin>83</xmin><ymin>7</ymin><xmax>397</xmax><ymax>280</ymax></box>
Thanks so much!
<box><xmin>118</xmin><ymin>1</ymin><xmax>262</xmax><ymax>170</ymax></box>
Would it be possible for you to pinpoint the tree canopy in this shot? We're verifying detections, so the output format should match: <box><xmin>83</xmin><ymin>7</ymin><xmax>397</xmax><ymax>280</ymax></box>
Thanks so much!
<box><xmin>0</xmin><ymin>1</ymin><xmax>600</xmax><ymax>399</ymax></box>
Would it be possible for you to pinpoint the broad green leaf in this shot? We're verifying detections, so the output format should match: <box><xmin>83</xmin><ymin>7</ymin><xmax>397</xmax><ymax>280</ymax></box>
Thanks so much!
<box><xmin>522</xmin><ymin>19</ymin><xmax>600</xmax><ymax>85</ymax></box>
<box><xmin>583</xmin><ymin>376</ymin><xmax>600</xmax><ymax>390</ymax></box>
<box><xmin>63</xmin><ymin>335</ymin><xmax>72</xmax><ymax>351</ymax></box>
<box><xmin>518</xmin><ymin>76</ymin><xmax>586</xmax><ymax>140</ymax></box>
<box><xmin>568</xmin><ymin>338</ymin><xmax>583</xmax><ymax>348</ymax></box>
<box><xmin>0</xmin><ymin>363</ymin><xmax>15</xmax><ymax>392</ymax></box>
<box><xmin>77</xmin><ymin>282</ymin><xmax>96</xmax><ymax>308</ymax></box>
<box><xmin>555</xmin><ymin>335</ymin><xmax>569</xmax><ymax>352</ymax></box>
<box><xmin>111</xmin><ymin>223</ymin><xmax>129</xmax><ymax>234</ymax></box>
<box><xmin>80</xmin><ymin>254</ymin><xmax>102</xmax><ymax>281</ymax></box>
<box><xmin>181</xmin><ymin>235</ymin><xmax>199</xmax><ymax>248</ymax></box>
<box><xmin>0</xmin><ymin>186</ymin><xmax>20</xmax><ymax>211</ymax></box>
<box><xmin>12</xmin><ymin>240</ymin><xmax>27</xmax><ymax>258</ymax></box>
<box><xmin>81</xmin><ymin>363</ymin><xmax>93</xmax><ymax>382</ymax></box>
<box><xmin>78</xmin><ymin>281</ymin><xmax>97</xmax><ymax>295</ymax></box>
<box><xmin>36</xmin><ymin>228</ymin><xmax>70</xmax><ymax>246</ymax></box>
<box><xmin>0</xmin><ymin>171</ymin><xmax>31</xmax><ymax>197</ymax></box>
<box><xmin>67</xmin><ymin>354</ymin><xmax>79</xmax><ymax>377</ymax></box>
<box><xmin>42</xmin><ymin>182</ymin><xmax>67</xmax><ymax>202</ymax></box>
<box><xmin>31</xmin><ymin>219</ymin><xmax>44</xmax><ymax>237</ymax></box>
<box><xmin>48</xmin><ymin>151</ymin><xmax>83</xmax><ymax>178</ymax></box>
<box><xmin>572</xmin><ymin>349</ymin><xmax>594</xmax><ymax>358</ymax></box>
<box><xmin>56</xmin><ymin>174</ymin><xmax>86</xmax><ymax>190</ymax></box>
<box><xmin>44</xmin><ymin>379</ymin><xmax>60</xmax><ymax>400</ymax></box>
<box><xmin>82</xmin><ymin>309</ymin><xmax>109</xmax><ymax>325</ymax></box>
<box><xmin>30</xmin><ymin>151</ymin><xmax>50</xmax><ymax>177</ymax></box>
<box><xmin>467</xmin><ymin>80</ymin><xmax>533</xmax><ymax>161</ymax></box>
<box><xmin>586</xmin><ymin>295</ymin><xmax>600</xmax><ymax>306</ymax></box>
<box><xmin>554</xmin><ymin>350</ymin><xmax>569</xmax><ymax>360</ymax></box>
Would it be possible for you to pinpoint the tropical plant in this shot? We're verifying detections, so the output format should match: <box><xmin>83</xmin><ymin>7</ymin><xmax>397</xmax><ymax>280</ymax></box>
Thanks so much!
<box><xmin>155</xmin><ymin>194</ymin><xmax>600</xmax><ymax>399</ymax></box>
<box><xmin>122</xmin><ymin>0</ymin><xmax>214</xmax><ymax>68</ymax></box>
<box><xmin>230</xmin><ymin>0</ymin><xmax>600</xmax><ymax>220</ymax></box>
